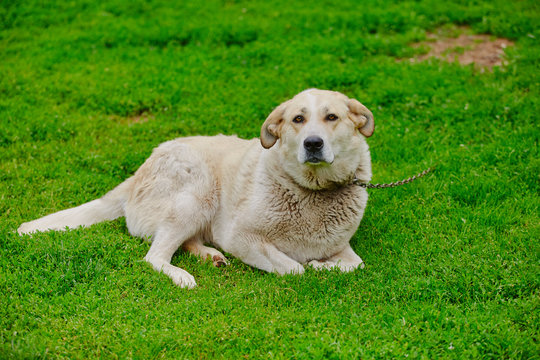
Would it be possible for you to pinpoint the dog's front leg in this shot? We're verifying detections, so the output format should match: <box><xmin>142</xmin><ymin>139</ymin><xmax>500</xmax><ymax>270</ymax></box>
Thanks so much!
<box><xmin>309</xmin><ymin>244</ymin><xmax>365</xmax><ymax>272</ymax></box>
<box><xmin>233</xmin><ymin>239</ymin><xmax>305</xmax><ymax>275</ymax></box>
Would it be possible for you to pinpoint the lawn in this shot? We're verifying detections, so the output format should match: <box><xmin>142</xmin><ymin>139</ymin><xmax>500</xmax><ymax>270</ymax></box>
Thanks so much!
<box><xmin>1</xmin><ymin>0</ymin><xmax>538</xmax><ymax>358</ymax></box>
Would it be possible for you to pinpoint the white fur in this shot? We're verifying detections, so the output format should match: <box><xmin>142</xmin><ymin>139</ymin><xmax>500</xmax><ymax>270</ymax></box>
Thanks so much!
<box><xmin>18</xmin><ymin>89</ymin><xmax>374</xmax><ymax>288</ymax></box>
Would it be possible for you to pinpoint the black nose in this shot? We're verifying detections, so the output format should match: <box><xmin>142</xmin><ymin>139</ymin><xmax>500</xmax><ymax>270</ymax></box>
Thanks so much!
<box><xmin>304</xmin><ymin>136</ymin><xmax>324</xmax><ymax>152</ymax></box>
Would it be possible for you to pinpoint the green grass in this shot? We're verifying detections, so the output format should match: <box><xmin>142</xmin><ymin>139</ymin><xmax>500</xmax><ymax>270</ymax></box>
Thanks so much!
<box><xmin>1</xmin><ymin>0</ymin><xmax>539</xmax><ymax>358</ymax></box>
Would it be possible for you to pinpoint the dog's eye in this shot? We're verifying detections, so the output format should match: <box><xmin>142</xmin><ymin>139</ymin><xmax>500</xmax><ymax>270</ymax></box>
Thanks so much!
<box><xmin>293</xmin><ymin>115</ymin><xmax>305</xmax><ymax>123</ymax></box>
<box><xmin>326</xmin><ymin>114</ymin><xmax>338</xmax><ymax>121</ymax></box>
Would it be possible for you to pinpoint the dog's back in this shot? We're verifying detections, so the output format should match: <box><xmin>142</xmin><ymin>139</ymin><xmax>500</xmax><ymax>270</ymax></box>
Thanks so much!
<box><xmin>17</xmin><ymin>135</ymin><xmax>258</xmax><ymax>237</ymax></box>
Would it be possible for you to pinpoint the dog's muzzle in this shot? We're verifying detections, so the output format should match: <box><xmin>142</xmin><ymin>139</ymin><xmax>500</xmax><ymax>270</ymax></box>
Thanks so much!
<box><xmin>303</xmin><ymin>136</ymin><xmax>327</xmax><ymax>164</ymax></box>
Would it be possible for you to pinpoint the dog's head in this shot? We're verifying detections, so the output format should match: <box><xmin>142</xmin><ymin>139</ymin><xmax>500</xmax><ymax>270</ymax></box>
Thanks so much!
<box><xmin>261</xmin><ymin>89</ymin><xmax>373</xmax><ymax>190</ymax></box>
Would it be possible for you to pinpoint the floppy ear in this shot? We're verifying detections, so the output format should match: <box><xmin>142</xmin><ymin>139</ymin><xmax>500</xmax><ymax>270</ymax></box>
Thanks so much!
<box><xmin>347</xmin><ymin>98</ymin><xmax>374</xmax><ymax>137</ymax></box>
<box><xmin>260</xmin><ymin>100</ymin><xmax>289</xmax><ymax>149</ymax></box>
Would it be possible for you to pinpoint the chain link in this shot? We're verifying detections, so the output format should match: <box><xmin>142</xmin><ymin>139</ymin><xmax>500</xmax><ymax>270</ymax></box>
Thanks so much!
<box><xmin>352</xmin><ymin>167</ymin><xmax>434</xmax><ymax>189</ymax></box>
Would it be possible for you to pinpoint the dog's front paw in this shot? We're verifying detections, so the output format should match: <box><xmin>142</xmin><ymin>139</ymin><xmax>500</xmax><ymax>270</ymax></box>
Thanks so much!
<box><xmin>308</xmin><ymin>259</ymin><xmax>365</xmax><ymax>272</ymax></box>
<box><xmin>274</xmin><ymin>263</ymin><xmax>305</xmax><ymax>275</ymax></box>
<box><xmin>308</xmin><ymin>259</ymin><xmax>336</xmax><ymax>270</ymax></box>
<box><xmin>337</xmin><ymin>260</ymin><xmax>365</xmax><ymax>272</ymax></box>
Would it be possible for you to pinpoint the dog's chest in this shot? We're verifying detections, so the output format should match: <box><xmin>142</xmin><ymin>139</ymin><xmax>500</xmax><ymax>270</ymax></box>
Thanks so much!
<box><xmin>260</xmin><ymin>183</ymin><xmax>367</xmax><ymax>261</ymax></box>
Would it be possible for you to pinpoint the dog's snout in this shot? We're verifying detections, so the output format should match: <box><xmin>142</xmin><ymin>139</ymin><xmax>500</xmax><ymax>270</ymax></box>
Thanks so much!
<box><xmin>304</xmin><ymin>136</ymin><xmax>324</xmax><ymax>152</ymax></box>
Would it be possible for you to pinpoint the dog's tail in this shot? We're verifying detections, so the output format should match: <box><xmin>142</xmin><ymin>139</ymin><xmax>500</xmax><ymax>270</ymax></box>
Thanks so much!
<box><xmin>17</xmin><ymin>178</ymin><xmax>134</xmax><ymax>235</ymax></box>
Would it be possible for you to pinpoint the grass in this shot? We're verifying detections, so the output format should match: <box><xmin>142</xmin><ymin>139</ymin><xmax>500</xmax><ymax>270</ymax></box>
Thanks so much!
<box><xmin>1</xmin><ymin>0</ymin><xmax>538</xmax><ymax>358</ymax></box>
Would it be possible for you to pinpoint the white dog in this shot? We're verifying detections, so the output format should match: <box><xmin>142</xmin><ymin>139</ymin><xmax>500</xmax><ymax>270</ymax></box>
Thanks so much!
<box><xmin>18</xmin><ymin>89</ymin><xmax>374</xmax><ymax>288</ymax></box>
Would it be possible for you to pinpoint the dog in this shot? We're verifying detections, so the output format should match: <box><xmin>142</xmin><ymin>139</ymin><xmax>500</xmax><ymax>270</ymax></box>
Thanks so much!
<box><xmin>18</xmin><ymin>89</ymin><xmax>374</xmax><ymax>288</ymax></box>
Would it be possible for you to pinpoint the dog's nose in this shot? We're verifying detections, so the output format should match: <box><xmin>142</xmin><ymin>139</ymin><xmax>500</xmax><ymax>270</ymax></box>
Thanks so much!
<box><xmin>304</xmin><ymin>136</ymin><xmax>324</xmax><ymax>152</ymax></box>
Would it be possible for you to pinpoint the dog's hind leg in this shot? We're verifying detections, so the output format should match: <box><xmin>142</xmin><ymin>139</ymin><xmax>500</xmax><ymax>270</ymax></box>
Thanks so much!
<box><xmin>144</xmin><ymin>225</ymin><xmax>198</xmax><ymax>289</ymax></box>
<box><xmin>141</xmin><ymin>190</ymin><xmax>217</xmax><ymax>288</ymax></box>
<box><xmin>182</xmin><ymin>238</ymin><xmax>228</xmax><ymax>267</ymax></box>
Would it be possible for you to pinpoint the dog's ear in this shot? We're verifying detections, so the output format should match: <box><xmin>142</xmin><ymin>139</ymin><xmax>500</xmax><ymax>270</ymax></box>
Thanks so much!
<box><xmin>261</xmin><ymin>100</ymin><xmax>289</xmax><ymax>149</ymax></box>
<box><xmin>347</xmin><ymin>98</ymin><xmax>374</xmax><ymax>137</ymax></box>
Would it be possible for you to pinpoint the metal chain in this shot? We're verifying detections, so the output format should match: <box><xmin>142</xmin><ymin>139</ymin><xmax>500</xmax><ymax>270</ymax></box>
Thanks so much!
<box><xmin>352</xmin><ymin>167</ymin><xmax>434</xmax><ymax>189</ymax></box>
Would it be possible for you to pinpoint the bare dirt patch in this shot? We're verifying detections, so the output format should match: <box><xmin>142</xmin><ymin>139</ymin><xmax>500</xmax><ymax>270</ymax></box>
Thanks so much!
<box><xmin>126</xmin><ymin>112</ymin><xmax>154</xmax><ymax>124</ymax></box>
<box><xmin>408</xmin><ymin>26</ymin><xmax>514</xmax><ymax>69</ymax></box>
<box><xmin>112</xmin><ymin>112</ymin><xmax>155</xmax><ymax>125</ymax></box>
